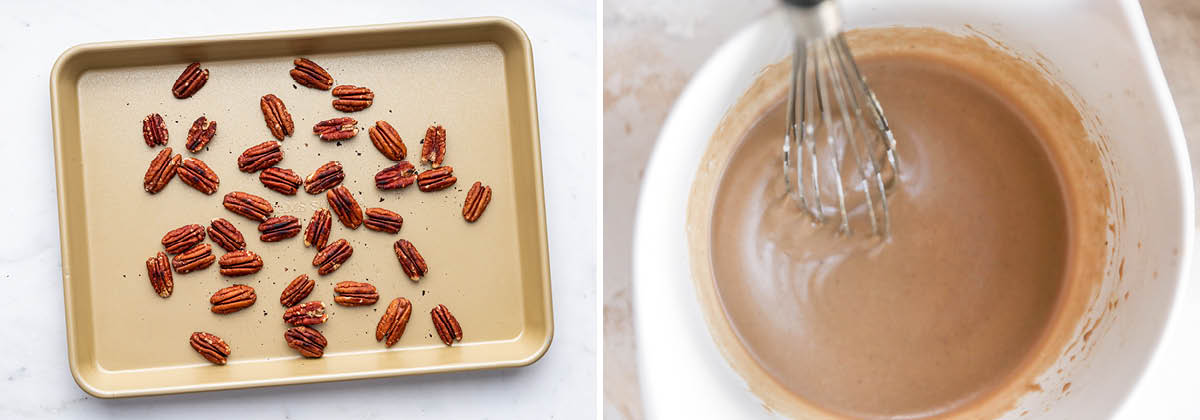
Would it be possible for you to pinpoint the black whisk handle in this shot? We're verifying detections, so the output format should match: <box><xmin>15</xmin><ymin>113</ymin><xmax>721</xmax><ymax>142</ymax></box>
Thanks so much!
<box><xmin>781</xmin><ymin>0</ymin><xmax>828</xmax><ymax>7</ymax></box>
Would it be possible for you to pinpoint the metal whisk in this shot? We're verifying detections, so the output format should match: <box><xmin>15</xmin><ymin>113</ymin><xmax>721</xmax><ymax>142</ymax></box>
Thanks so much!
<box><xmin>781</xmin><ymin>0</ymin><xmax>899</xmax><ymax>236</ymax></box>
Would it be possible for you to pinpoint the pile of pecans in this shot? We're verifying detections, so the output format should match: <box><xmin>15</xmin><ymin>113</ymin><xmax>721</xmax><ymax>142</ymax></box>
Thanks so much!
<box><xmin>140</xmin><ymin>59</ymin><xmax>490</xmax><ymax>365</ymax></box>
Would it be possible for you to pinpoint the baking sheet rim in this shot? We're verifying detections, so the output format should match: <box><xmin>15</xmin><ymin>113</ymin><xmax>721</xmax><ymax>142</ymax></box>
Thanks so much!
<box><xmin>49</xmin><ymin>17</ymin><xmax>554</xmax><ymax>398</ymax></box>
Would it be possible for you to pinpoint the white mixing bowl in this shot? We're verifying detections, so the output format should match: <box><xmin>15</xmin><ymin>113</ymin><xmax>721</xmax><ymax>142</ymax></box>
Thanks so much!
<box><xmin>632</xmin><ymin>0</ymin><xmax>1192</xmax><ymax>418</ymax></box>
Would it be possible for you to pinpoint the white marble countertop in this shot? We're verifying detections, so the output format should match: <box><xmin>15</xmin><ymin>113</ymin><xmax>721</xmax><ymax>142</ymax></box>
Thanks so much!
<box><xmin>0</xmin><ymin>1</ymin><xmax>596</xmax><ymax>418</ymax></box>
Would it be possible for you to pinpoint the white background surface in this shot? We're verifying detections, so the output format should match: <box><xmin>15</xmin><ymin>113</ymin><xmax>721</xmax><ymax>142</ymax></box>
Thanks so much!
<box><xmin>1116</xmin><ymin>4</ymin><xmax>1200</xmax><ymax>418</ymax></box>
<box><xmin>0</xmin><ymin>1</ymin><xmax>597</xmax><ymax>418</ymax></box>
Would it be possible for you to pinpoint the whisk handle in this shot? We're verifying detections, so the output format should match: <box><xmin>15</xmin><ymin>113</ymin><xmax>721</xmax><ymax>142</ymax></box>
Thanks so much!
<box><xmin>782</xmin><ymin>0</ymin><xmax>841</xmax><ymax>39</ymax></box>
<box><xmin>781</xmin><ymin>0</ymin><xmax>829</xmax><ymax>7</ymax></box>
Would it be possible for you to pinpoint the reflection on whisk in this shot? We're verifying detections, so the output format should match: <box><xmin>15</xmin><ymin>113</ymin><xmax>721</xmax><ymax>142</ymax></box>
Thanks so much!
<box><xmin>781</xmin><ymin>0</ymin><xmax>899</xmax><ymax>237</ymax></box>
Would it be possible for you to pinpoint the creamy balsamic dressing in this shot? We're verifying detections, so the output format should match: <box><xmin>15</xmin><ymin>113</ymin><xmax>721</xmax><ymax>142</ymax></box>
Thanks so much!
<box><xmin>710</xmin><ymin>53</ymin><xmax>1072</xmax><ymax>418</ymax></box>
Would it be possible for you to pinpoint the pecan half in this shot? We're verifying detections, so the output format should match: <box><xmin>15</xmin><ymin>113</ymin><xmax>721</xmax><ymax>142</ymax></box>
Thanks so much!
<box><xmin>431</xmin><ymin>304</ymin><xmax>463</xmax><ymax>346</ymax></box>
<box><xmin>376</xmin><ymin>297</ymin><xmax>412</xmax><ymax>347</ymax></box>
<box><xmin>260</xmin><ymin>94</ymin><xmax>295</xmax><ymax>140</ymax></box>
<box><xmin>172</xmin><ymin>62</ymin><xmax>209</xmax><ymax>99</ymax></box>
<box><xmin>331</xmin><ymin>85</ymin><xmax>373</xmax><ymax>112</ymax></box>
<box><xmin>161</xmin><ymin>223</ymin><xmax>206</xmax><ymax>255</ymax></box>
<box><xmin>284</xmin><ymin>326</ymin><xmax>327</xmax><ymax>358</ymax></box>
<box><xmin>283</xmin><ymin>301</ymin><xmax>328</xmax><ymax>326</ymax></box>
<box><xmin>313</xmin><ymin>117</ymin><xmax>358</xmax><ymax>141</ymax></box>
<box><xmin>238</xmin><ymin>141</ymin><xmax>283</xmax><ymax>173</ymax></box>
<box><xmin>280</xmin><ymin>274</ymin><xmax>315</xmax><ymax>307</ymax></box>
<box><xmin>364</xmin><ymin>208</ymin><xmax>403</xmax><ymax>233</ymax></box>
<box><xmin>143</xmin><ymin>147</ymin><xmax>180</xmax><ymax>193</ymax></box>
<box><xmin>333</xmin><ymin>281</ymin><xmax>379</xmax><ymax>306</ymax></box>
<box><xmin>368</xmin><ymin>120</ymin><xmax>406</xmax><ymax>161</ymax></box>
<box><xmin>304</xmin><ymin>161</ymin><xmax>345</xmax><ymax>194</ymax></box>
<box><xmin>189</xmin><ymin>332</ymin><xmax>230</xmax><ymax>365</ymax></box>
<box><xmin>421</xmin><ymin>124</ymin><xmax>446</xmax><ymax>168</ymax></box>
<box><xmin>393</xmin><ymin>239</ymin><xmax>427</xmax><ymax>281</ymax></box>
<box><xmin>463</xmin><ymin>181</ymin><xmax>493</xmax><ymax>222</ymax></box>
<box><xmin>304</xmin><ymin>209</ymin><xmax>332</xmax><ymax>249</ymax></box>
<box><xmin>259</xmin><ymin>167</ymin><xmax>302</xmax><ymax>195</ymax></box>
<box><xmin>210</xmin><ymin>284</ymin><xmax>256</xmax><ymax>314</ymax></box>
<box><xmin>416</xmin><ymin>166</ymin><xmax>456</xmax><ymax>192</ymax></box>
<box><xmin>223</xmin><ymin>191</ymin><xmax>273</xmax><ymax>221</ymax></box>
<box><xmin>290</xmin><ymin>58</ymin><xmax>333</xmax><ymax>90</ymax></box>
<box><xmin>375</xmin><ymin>161</ymin><xmax>418</xmax><ymax>190</ymax></box>
<box><xmin>172</xmin><ymin>243</ymin><xmax>214</xmax><ymax>273</ymax></box>
<box><xmin>142</xmin><ymin>113</ymin><xmax>168</xmax><ymax>147</ymax></box>
<box><xmin>218</xmin><ymin>250</ymin><xmax>263</xmax><ymax>276</ymax></box>
<box><xmin>208</xmin><ymin>218</ymin><xmax>246</xmax><ymax>252</ymax></box>
<box><xmin>313</xmin><ymin>239</ymin><xmax>353</xmax><ymax>275</ymax></box>
<box><xmin>326</xmin><ymin>186</ymin><xmax>363</xmax><ymax>229</ymax></box>
<box><xmin>185</xmin><ymin>116</ymin><xmax>217</xmax><ymax>152</ymax></box>
<box><xmin>176</xmin><ymin>157</ymin><xmax>220</xmax><ymax>194</ymax></box>
<box><xmin>146</xmin><ymin>251</ymin><xmax>173</xmax><ymax>298</ymax></box>
<box><xmin>259</xmin><ymin>216</ymin><xmax>300</xmax><ymax>242</ymax></box>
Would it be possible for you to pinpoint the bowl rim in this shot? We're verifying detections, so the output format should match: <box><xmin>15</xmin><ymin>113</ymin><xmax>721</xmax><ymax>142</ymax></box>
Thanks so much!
<box><xmin>632</xmin><ymin>2</ymin><xmax>1194</xmax><ymax>417</ymax></box>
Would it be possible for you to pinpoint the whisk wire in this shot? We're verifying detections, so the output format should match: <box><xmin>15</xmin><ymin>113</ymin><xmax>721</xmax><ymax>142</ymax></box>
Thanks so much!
<box><xmin>835</xmin><ymin>35</ymin><xmax>896</xmax><ymax>235</ymax></box>
<box><xmin>781</xmin><ymin>3</ymin><xmax>898</xmax><ymax>237</ymax></box>
<box><xmin>814</xmin><ymin>42</ymin><xmax>851</xmax><ymax>234</ymax></box>
<box><xmin>786</xmin><ymin>39</ymin><xmax>826</xmax><ymax>223</ymax></box>
<box><xmin>802</xmin><ymin>42</ymin><xmax>823</xmax><ymax>224</ymax></box>
<box><xmin>784</xmin><ymin>43</ymin><xmax>804</xmax><ymax>213</ymax></box>
<box><xmin>835</xmin><ymin>35</ymin><xmax>901</xmax><ymax>188</ymax></box>
<box><xmin>829</xmin><ymin>34</ymin><xmax>883</xmax><ymax>235</ymax></box>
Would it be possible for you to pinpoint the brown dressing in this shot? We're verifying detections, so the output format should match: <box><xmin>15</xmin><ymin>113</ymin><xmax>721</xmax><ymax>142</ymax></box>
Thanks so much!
<box><xmin>710</xmin><ymin>53</ymin><xmax>1073</xmax><ymax>418</ymax></box>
